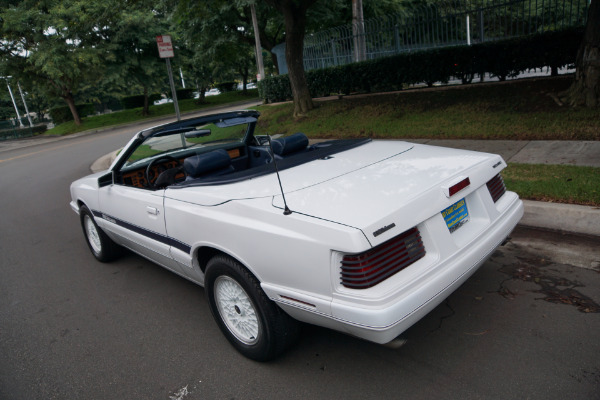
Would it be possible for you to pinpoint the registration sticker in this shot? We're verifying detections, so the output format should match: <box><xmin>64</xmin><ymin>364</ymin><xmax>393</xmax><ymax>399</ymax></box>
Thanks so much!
<box><xmin>441</xmin><ymin>198</ymin><xmax>469</xmax><ymax>233</ymax></box>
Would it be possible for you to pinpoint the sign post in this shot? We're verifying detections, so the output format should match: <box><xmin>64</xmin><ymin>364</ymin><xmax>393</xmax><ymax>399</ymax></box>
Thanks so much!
<box><xmin>156</xmin><ymin>35</ymin><xmax>181</xmax><ymax>121</ymax></box>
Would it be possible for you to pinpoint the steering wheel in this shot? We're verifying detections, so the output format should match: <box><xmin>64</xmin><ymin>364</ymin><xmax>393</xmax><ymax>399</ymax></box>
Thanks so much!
<box><xmin>145</xmin><ymin>155</ymin><xmax>182</xmax><ymax>189</ymax></box>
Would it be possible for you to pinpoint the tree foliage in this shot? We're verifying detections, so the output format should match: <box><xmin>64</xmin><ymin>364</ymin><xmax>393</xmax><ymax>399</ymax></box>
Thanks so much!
<box><xmin>1</xmin><ymin>0</ymin><xmax>115</xmax><ymax>124</ymax></box>
<box><xmin>103</xmin><ymin>0</ymin><xmax>172</xmax><ymax>115</ymax></box>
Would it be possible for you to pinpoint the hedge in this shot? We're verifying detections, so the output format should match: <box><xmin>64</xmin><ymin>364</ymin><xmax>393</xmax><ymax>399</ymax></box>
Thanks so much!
<box><xmin>49</xmin><ymin>103</ymin><xmax>96</xmax><ymax>124</ymax></box>
<box><xmin>176</xmin><ymin>88</ymin><xmax>195</xmax><ymax>100</ymax></box>
<box><xmin>216</xmin><ymin>81</ymin><xmax>237</xmax><ymax>92</ymax></box>
<box><xmin>259</xmin><ymin>27</ymin><xmax>583</xmax><ymax>103</ymax></box>
<box><xmin>120</xmin><ymin>93</ymin><xmax>162</xmax><ymax>110</ymax></box>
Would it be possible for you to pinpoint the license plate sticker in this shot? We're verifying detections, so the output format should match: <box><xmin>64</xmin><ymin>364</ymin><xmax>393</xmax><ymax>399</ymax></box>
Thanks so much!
<box><xmin>441</xmin><ymin>198</ymin><xmax>469</xmax><ymax>233</ymax></box>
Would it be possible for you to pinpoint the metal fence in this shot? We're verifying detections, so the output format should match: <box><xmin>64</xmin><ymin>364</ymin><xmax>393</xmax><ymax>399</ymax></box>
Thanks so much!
<box><xmin>0</xmin><ymin>119</ymin><xmax>46</xmax><ymax>141</ymax></box>
<box><xmin>303</xmin><ymin>0</ymin><xmax>589</xmax><ymax>71</ymax></box>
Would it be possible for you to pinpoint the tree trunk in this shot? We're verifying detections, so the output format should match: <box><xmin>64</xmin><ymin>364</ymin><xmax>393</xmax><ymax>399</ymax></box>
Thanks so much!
<box><xmin>63</xmin><ymin>92</ymin><xmax>81</xmax><ymax>126</ymax></box>
<box><xmin>266</xmin><ymin>0</ymin><xmax>317</xmax><ymax>118</ymax></box>
<box><xmin>194</xmin><ymin>80</ymin><xmax>206</xmax><ymax>103</ymax></box>
<box><xmin>142</xmin><ymin>86</ymin><xmax>150</xmax><ymax>116</ymax></box>
<box><xmin>562</xmin><ymin>0</ymin><xmax>600</xmax><ymax>108</ymax></box>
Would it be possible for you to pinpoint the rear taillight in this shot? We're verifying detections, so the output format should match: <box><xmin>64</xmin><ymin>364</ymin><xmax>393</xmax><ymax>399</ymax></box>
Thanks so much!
<box><xmin>486</xmin><ymin>173</ymin><xmax>506</xmax><ymax>203</ymax></box>
<box><xmin>340</xmin><ymin>227</ymin><xmax>426</xmax><ymax>289</ymax></box>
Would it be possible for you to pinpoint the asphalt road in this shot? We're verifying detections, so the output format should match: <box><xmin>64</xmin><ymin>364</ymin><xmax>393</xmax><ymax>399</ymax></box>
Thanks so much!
<box><xmin>1</xmin><ymin>118</ymin><xmax>598</xmax><ymax>400</ymax></box>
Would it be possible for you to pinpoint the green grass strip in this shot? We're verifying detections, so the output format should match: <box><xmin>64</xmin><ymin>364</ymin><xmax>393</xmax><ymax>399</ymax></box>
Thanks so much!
<box><xmin>504</xmin><ymin>163</ymin><xmax>600</xmax><ymax>206</ymax></box>
<box><xmin>255</xmin><ymin>78</ymin><xmax>600</xmax><ymax>141</ymax></box>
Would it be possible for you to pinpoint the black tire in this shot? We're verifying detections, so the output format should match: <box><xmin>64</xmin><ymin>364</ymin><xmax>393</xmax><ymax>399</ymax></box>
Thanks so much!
<box><xmin>205</xmin><ymin>255</ymin><xmax>299</xmax><ymax>361</ymax></box>
<box><xmin>79</xmin><ymin>205</ymin><xmax>121</xmax><ymax>262</ymax></box>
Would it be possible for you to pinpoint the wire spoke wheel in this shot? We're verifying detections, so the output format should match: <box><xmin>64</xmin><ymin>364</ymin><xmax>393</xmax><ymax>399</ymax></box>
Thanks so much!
<box><xmin>214</xmin><ymin>276</ymin><xmax>260</xmax><ymax>345</ymax></box>
<box><xmin>79</xmin><ymin>205</ymin><xmax>121</xmax><ymax>263</ymax></box>
<box><xmin>205</xmin><ymin>255</ymin><xmax>300</xmax><ymax>361</ymax></box>
<box><xmin>84</xmin><ymin>214</ymin><xmax>102</xmax><ymax>255</ymax></box>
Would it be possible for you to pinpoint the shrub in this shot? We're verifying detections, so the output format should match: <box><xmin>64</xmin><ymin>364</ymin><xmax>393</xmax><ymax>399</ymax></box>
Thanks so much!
<box><xmin>49</xmin><ymin>103</ymin><xmax>95</xmax><ymax>124</ymax></box>
<box><xmin>216</xmin><ymin>81</ymin><xmax>237</xmax><ymax>92</ymax></box>
<box><xmin>176</xmin><ymin>88</ymin><xmax>195</xmax><ymax>100</ymax></box>
<box><xmin>259</xmin><ymin>27</ymin><xmax>583</xmax><ymax>102</ymax></box>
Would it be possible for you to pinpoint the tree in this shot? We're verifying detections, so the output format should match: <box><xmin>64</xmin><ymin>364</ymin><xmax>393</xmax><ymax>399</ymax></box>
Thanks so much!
<box><xmin>561</xmin><ymin>0</ymin><xmax>600</xmax><ymax>108</ymax></box>
<box><xmin>0</xmin><ymin>0</ymin><xmax>114</xmax><ymax>125</ymax></box>
<box><xmin>106</xmin><ymin>3</ymin><xmax>171</xmax><ymax>115</ymax></box>
<box><xmin>264</xmin><ymin>0</ymin><xmax>318</xmax><ymax>117</ymax></box>
<box><xmin>172</xmin><ymin>0</ymin><xmax>285</xmax><ymax>74</ymax></box>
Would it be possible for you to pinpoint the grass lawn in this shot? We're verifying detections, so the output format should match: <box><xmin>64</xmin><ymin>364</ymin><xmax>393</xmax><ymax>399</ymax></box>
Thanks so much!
<box><xmin>504</xmin><ymin>163</ymin><xmax>600</xmax><ymax>206</ymax></box>
<box><xmin>44</xmin><ymin>90</ymin><xmax>259</xmax><ymax>136</ymax></box>
<box><xmin>254</xmin><ymin>76</ymin><xmax>599</xmax><ymax>141</ymax></box>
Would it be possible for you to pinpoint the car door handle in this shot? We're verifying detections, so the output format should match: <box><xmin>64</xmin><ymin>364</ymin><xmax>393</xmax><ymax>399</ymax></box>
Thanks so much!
<box><xmin>146</xmin><ymin>206</ymin><xmax>160</xmax><ymax>215</ymax></box>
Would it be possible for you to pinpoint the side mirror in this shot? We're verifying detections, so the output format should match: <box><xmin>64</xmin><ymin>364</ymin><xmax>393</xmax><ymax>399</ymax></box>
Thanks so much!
<box><xmin>98</xmin><ymin>171</ymin><xmax>114</xmax><ymax>188</ymax></box>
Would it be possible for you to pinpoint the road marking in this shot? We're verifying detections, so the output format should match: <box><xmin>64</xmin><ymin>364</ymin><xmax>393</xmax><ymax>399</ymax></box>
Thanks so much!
<box><xmin>0</xmin><ymin>136</ymin><xmax>105</xmax><ymax>164</ymax></box>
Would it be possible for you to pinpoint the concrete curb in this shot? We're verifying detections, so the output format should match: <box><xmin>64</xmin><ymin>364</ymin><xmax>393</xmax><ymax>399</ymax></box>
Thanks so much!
<box><xmin>520</xmin><ymin>200</ymin><xmax>600</xmax><ymax>237</ymax></box>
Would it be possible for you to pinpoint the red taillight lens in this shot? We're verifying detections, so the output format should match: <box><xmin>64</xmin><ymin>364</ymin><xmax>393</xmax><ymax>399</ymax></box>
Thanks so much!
<box><xmin>486</xmin><ymin>173</ymin><xmax>506</xmax><ymax>203</ymax></box>
<box><xmin>340</xmin><ymin>227</ymin><xmax>426</xmax><ymax>289</ymax></box>
<box><xmin>449</xmin><ymin>177</ymin><xmax>470</xmax><ymax>197</ymax></box>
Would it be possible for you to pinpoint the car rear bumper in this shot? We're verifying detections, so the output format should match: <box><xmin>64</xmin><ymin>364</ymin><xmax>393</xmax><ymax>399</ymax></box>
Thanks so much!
<box><xmin>272</xmin><ymin>194</ymin><xmax>523</xmax><ymax>344</ymax></box>
<box><xmin>329</xmin><ymin>195</ymin><xmax>523</xmax><ymax>343</ymax></box>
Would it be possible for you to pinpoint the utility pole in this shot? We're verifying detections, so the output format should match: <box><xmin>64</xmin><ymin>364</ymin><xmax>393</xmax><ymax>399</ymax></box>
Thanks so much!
<box><xmin>352</xmin><ymin>0</ymin><xmax>366</xmax><ymax>62</ymax></box>
<box><xmin>17</xmin><ymin>82</ymin><xmax>33</xmax><ymax>127</ymax></box>
<box><xmin>250</xmin><ymin>3</ymin><xmax>265</xmax><ymax>81</ymax></box>
<box><xmin>6</xmin><ymin>80</ymin><xmax>25</xmax><ymax>128</ymax></box>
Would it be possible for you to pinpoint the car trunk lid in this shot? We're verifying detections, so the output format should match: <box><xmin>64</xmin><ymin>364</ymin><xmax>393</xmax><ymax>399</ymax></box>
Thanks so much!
<box><xmin>272</xmin><ymin>141</ymin><xmax>504</xmax><ymax>246</ymax></box>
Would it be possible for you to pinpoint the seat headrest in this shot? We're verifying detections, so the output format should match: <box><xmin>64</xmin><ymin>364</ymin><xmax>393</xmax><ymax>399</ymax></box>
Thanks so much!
<box><xmin>272</xmin><ymin>132</ymin><xmax>309</xmax><ymax>156</ymax></box>
<box><xmin>184</xmin><ymin>149</ymin><xmax>231</xmax><ymax>178</ymax></box>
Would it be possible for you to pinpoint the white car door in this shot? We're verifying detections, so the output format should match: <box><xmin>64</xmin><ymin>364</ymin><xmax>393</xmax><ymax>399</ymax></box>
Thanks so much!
<box><xmin>96</xmin><ymin>184</ymin><xmax>185</xmax><ymax>275</ymax></box>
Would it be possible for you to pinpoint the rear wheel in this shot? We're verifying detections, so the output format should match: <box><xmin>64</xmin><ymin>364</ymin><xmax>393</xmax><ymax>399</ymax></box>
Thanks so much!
<box><xmin>79</xmin><ymin>205</ymin><xmax>121</xmax><ymax>262</ymax></box>
<box><xmin>205</xmin><ymin>255</ymin><xmax>299</xmax><ymax>361</ymax></box>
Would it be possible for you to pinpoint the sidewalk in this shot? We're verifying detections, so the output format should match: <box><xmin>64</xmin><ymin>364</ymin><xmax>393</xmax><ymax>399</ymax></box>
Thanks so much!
<box><xmin>2</xmin><ymin>101</ymin><xmax>598</xmax><ymax>237</ymax></box>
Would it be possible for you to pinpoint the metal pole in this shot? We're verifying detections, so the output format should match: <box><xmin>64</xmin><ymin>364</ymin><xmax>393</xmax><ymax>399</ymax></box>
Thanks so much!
<box><xmin>250</xmin><ymin>3</ymin><xmax>265</xmax><ymax>81</ymax></box>
<box><xmin>352</xmin><ymin>0</ymin><xmax>366</xmax><ymax>62</ymax></box>
<box><xmin>17</xmin><ymin>82</ymin><xmax>33</xmax><ymax>127</ymax></box>
<box><xmin>179</xmin><ymin>68</ymin><xmax>185</xmax><ymax>88</ymax></box>
<box><xmin>466</xmin><ymin>15</ymin><xmax>471</xmax><ymax>45</ymax></box>
<box><xmin>6</xmin><ymin>81</ymin><xmax>25</xmax><ymax>128</ymax></box>
<box><xmin>165</xmin><ymin>58</ymin><xmax>181</xmax><ymax>121</ymax></box>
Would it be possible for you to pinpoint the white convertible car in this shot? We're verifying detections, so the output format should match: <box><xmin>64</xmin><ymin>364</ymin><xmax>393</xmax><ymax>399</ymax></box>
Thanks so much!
<box><xmin>70</xmin><ymin>110</ymin><xmax>523</xmax><ymax>360</ymax></box>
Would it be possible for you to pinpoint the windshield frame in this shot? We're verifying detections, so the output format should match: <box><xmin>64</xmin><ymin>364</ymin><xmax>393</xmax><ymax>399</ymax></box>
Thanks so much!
<box><xmin>112</xmin><ymin>110</ymin><xmax>260</xmax><ymax>173</ymax></box>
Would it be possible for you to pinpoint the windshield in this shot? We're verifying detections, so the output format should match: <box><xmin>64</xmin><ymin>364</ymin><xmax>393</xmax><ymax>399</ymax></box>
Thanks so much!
<box><xmin>124</xmin><ymin>120</ymin><xmax>250</xmax><ymax>167</ymax></box>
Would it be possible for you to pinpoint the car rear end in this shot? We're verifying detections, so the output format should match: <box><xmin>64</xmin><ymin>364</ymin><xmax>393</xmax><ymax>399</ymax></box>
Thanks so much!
<box><xmin>272</xmin><ymin>141</ymin><xmax>523</xmax><ymax>343</ymax></box>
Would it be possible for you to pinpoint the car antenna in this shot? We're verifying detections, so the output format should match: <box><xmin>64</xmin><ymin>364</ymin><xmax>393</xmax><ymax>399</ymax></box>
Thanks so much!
<box><xmin>266</xmin><ymin>135</ymin><xmax>292</xmax><ymax>215</ymax></box>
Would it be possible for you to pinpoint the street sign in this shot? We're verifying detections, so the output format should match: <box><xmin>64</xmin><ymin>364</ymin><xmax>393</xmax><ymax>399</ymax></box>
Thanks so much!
<box><xmin>156</xmin><ymin>34</ymin><xmax>180</xmax><ymax>121</ymax></box>
<box><xmin>156</xmin><ymin>35</ymin><xmax>174</xmax><ymax>58</ymax></box>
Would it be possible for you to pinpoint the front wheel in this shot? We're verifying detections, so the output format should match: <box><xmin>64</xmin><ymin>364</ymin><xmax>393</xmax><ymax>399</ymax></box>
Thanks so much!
<box><xmin>79</xmin><ymin>205</ymin><xmax>121</xmax><ymax>262</ymax></box>
<box><xmin>205</xmin><ymin>255</ymin><xmax>299</xmax><ymax>361</ymax></box>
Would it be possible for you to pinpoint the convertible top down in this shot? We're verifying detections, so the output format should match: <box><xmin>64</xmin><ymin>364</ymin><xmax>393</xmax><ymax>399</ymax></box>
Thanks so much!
<box><xmin>70</xmin><ymin>110</ymin><xmax>523</xmax><ymax>360</ymax></box>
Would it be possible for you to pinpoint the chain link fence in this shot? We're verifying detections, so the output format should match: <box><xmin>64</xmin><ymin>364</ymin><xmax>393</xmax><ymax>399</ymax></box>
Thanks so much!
<box><xmin>303</xmin><ymin>0</ymin><xmax>588</xmax><ymax>71</ymax></box>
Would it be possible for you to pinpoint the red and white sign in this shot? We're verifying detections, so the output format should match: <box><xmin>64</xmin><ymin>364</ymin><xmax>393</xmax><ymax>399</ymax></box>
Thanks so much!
<box><xmin>156</xmin><ymin>35</ymin><xmax>174</xmax><ymax>58</ymax></box>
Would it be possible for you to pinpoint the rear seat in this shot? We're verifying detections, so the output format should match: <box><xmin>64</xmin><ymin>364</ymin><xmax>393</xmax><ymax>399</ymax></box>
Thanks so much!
<box><xmin>271</xmin><ymin>132</ymin><xmax>309</xmax><ymax>157</ymax></box>
<box><xmin>248</xmin><ymin>132</ymin><xmax>309</xmax><ymax>168</ymax></box>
